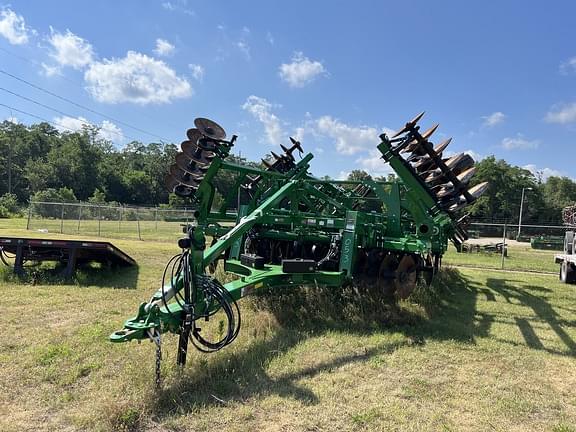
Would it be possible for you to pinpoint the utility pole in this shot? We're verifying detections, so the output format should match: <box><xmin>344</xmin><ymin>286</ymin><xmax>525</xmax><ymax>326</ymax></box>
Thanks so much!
<box><xmin>7</xmin><ymin>134</ymin><xmax>12</xmax><ymax>194</ymax></box>
<box><xmin>517</xmin><ymin>187</ymin><xmax>533</xmax><ymax>240</ymax></box>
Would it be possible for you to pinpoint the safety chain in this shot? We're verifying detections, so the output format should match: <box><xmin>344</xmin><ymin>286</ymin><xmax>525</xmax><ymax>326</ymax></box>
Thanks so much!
<box><xmin>147</xmin><ymin>328</ymin><xmax>162</xmax><ymax>389</ymax></box>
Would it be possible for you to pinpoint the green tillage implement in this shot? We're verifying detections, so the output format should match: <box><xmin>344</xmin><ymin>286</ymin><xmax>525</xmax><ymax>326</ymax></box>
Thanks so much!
<box><xmin>110</xmin><ymin>114</ymin><xmax>487</xmax><ymax>384</ymax></box>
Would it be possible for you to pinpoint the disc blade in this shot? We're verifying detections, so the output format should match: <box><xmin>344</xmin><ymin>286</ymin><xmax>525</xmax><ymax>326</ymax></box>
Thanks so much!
<box><xmin>394</xmin><ymin>255</ymin><xmax>418</xmax><ymax>299</ymax></box>
<box><xmin>182</xmin><ymin>140</ymin><xmax>215</xmax><ymax>161</ymax></box>
<box><xmin>457</xmin><ymin>166</ymin><xmax>476</xmax><ymax>185</ymax></box>
<box><xmin>171</xmin><ymin>168</ymin><xmax>202</xmax><ymax>188</ymax></box>
<box><xmin>170</xmin><ymin>164</ymin><xmax>205</xmax><ymax>183</ymax></box>
<box><xmin>164</xmin><ymin>173</ymin><xmax>180</xmax><ymax>192</ymax></box>
<box><xmin>392</xmin><ymin>111</ymin><xmax>425</xmax><ymax>138</ymax></box>
<box><xmin>445</xmin><ymin>153</ymin><xmax>475</xmax><ymax>174</ymax></box>
<box><xmin>174</xmin><ymin>184</ymin><xmax>195</xmax><ymax>197</ymax></box>
<box><xmin>262</xmin><ymin>158</ymin><xmax>274</xmax><ymax>169</ymax></box>
<box><xmin>197</xmin><ymin>138</ymin><xmax>218</xmax><ymax>151</ymax></box>
<box><xmin>435</xmin><ymin>184</ymin><xmax>454</xmax><ymax>198</ymax></box>
<box><xmin>421</xmin><ymin>123</ymin><xmax>439</xmax><ymax>140</ymax></box>
<box><xmin>194</xmin><ymin>118</ymin><xmax>226</xmax><ymax>140</ymax></box>
<box><xmin>186</xmin><ymin>128</ymin><xmax>203</xmax><ymax>143</ymax></box>
<box><xmin>468</xmin><ymin>181</ymin><xmax>489</xmax><ymax>199</ymax></box>
<box><xmin>174</xmin><ymin>154</ymin><xmax>209</xmax><ymax>175</ymax></box>
<box><xmin>176</xmin><ymin>148</ymin><xmax>213</xmax><ymax>167</ymax></box>
<box><xmin>377</xmin><ymin>254</ymin><xmax>398</xmax><ymax>296</ymax></box>
<box><xmin>433</xmin><ymin>137</ymin><xmax>451</xmax><ymax>154</ymax></box>
<box><xmin>400</xmin><ymin>138</ymin><xmax>418</xmax><ymax>153</ymax></box>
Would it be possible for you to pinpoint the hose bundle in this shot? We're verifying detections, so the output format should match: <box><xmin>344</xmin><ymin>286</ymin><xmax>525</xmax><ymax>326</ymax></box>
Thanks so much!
<box><xmin>160</xmin><ymin>251</ymin><xmax>241</xmax><ymax>353</ymax></box>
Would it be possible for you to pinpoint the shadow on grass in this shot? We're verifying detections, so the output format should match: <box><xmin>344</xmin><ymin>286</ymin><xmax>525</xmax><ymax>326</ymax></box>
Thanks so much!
<box><xmin>0</xmin><ymin>261</ymin><xmax>139</xmax><ymax>289</ymax></box>
<box><xmin>149</xmin><ymin>267</ymin><xmax>485</xmax><ymax>418</ymax></box>
<box><xmin>486</xmin><ymin>277</ymin><xmax>576</xmax><ymax>355</ymax></box>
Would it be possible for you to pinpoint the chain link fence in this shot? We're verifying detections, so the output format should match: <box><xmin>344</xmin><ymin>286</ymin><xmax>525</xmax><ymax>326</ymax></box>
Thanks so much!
<box><xmin>27</xmin><ymin>201</ymin><xmax>199</xmax><ymax>242</ymax></box>
<box><xmin>443</xmin><ymin>221</ymin><xmax>569</xmax><ymax>274</ymax></box>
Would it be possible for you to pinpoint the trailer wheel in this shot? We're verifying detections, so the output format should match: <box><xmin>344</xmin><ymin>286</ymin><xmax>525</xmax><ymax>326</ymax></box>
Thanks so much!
<box><xmin>564</xmin><ymin>231</ymin><xmax>574</xmax><ymax>255</ymax></box>
<box><xmin>559</xmin><ymin>261</ymin><xmax>576</xmax><ymax>284</ymax></box>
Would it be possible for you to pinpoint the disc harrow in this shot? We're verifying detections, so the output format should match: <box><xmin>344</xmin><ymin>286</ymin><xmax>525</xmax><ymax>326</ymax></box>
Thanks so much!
<box><xmin>111</xmin><ymin>113</ymin><xmax>487</xmax><ymax>385</ymax></box>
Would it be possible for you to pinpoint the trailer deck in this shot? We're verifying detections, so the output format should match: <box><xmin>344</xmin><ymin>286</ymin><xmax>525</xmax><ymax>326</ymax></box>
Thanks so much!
<box><xmin>0</xmin><ymin>236</ymin><xmax>136</xmax><ymax>277</ymax></box>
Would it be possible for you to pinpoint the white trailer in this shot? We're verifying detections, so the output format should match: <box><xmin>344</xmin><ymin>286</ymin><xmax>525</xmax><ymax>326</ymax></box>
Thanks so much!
<box><xmin>556</xmin><ymin>229</ymin><xmax>576</xmax><ymax>283</ymax></box>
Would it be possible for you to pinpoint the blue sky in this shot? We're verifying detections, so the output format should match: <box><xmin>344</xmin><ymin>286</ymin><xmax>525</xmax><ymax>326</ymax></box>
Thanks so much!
<box><xmin>1</xmin><ymin>1</ymin><xmax>575</xmax><ymax>180</ymax></box>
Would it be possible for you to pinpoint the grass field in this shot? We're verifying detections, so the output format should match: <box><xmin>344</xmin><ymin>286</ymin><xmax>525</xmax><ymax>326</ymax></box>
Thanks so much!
<box><xmin>1</xmin><ymin>218</ymin><xmax>575</xmax><ymax>431</ymax></box>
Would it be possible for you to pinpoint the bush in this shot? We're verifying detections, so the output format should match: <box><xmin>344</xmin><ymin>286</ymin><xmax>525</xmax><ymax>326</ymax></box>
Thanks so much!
<box><xmin>30</xmin><ymin>188</ymin><xmax>78</xmax><ymax>218</ymax></box>
<box><xmin>0</xmin><ymin>193</ymin><xmax>21</xmax><ymax>218</ymax></box>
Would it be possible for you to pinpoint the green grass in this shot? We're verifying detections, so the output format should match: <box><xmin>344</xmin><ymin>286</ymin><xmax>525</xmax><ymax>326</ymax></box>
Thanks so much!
<box><xmin>1</xmin><ymin>219</ymin><xmax>575</xmax><ymax>431</ymax></box>
<box><xmin>444</xmin><ymin>243</ymin><xmax>560</xmax><ymax>274</ymax></box>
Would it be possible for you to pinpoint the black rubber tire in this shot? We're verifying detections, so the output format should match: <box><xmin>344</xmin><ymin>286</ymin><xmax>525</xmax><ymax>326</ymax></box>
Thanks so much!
<box><xmin>560</xmin><ymin>261</ymin><xmax>576</xmax><ymax>284</ymax></box>
<box><xmin>564</xmin><ymin>231</ymin><xmax>574</xmax><ymax>255</ymax></box>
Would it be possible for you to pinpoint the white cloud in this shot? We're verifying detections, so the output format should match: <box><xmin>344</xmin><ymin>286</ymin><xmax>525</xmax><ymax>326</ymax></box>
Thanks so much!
<box><xmin>53</xmin><ymin>115</ymin><xmax>124</xmax><ymax>144</ymax></box>
<box><xmin>48</xmin><ymin>28</ymin><xmax>95</xmax><ymax>69</ymax></box>
<box><xmin>560</xmin><ymin>57</ymin><xmax>576</xmax><ymax>75</ymax></box>
<box><xmin>523</xmin><ymin>164</ymin><xmax>565</xmax><ymax>181</ymax></box>
<box><xmin>161</xmin><ymin>0</ymin><xmax>194</xmax><ymax>15</ymax></box>
<box><xmin>242</xmin><ymin>95</ymin><xmax>283</xmax><ymax>145</ymax></box>
<box><xmin>236</xmin><ymin>41</ymin><xmax>250</xmax><ymax>60</ymax></box>
<box><xmin>279</xmin><ymin>52</ymin><xmax>327</xmax><ymax>88</ymax></box>
<box><xmin>154</xmin><ymin>38</ymin><xmax>175</xmax><ymax>57</ymax></box>
<box><xmin>337</xmin><ymin>171</ymin><xmax>350</xmax><ymax>180</ymax></box>
<box><xmin>266</xmin><ymin>32</ymin><xmax>274</xmax><ymax>45</ymax></box>
<box><xmin>314</xmin><ymin>116</ymin><xmax>387</xmax><ymax>155</ymax></box>
<box><xmin>188</xmin><ymin>64</ymin><xmax>204</xmax><ymax>81</ymax></box>
<box><xmin>463</xmin><ymin>149</ymin><xmax>483</xmax><ymax>161</ymax></box>
<box><xmin>0</xmin><ymin>8</ymin><xmax>31</xmax><ymax>45</ymax></box>
<box><xmin>355</xmin><ymin>149</ymin><xmax>393</xmax><ymax>177</ymax></box>
<box><xmin>98</xmin><ymin>120</ymin><xmax>124</xmax><ymax>143</ymax></box>
<box><xmin>545</xmin><ymin>103</ymin><xmax>576</xmax><ymax>124</ymax></box>
<box><xmin>445</xmin><ymin>148</ymin><xmax>484</xmax><ymax>162</ymax></box>
<box><xmin>4</xmin><ymin>115</ymin><xmax>19</xmax><ymax>124</ymax></box>
<box><xmin>482</xmin><ymin>111</ymin><xmax>506</xmax><ymax>127</ymax></box>
<box><xmin>40</xmin><ymin>62</ymin><xmax>61</xmax><ymax>77</ymax></box>
<box><xmin>84</xmin><ymin>51</ymin><xmax>192</xmax><ymax>105</ymax></box>
<box><xmin>501</xmin><ymin>134</ymin><xmax>539</xmax><ymax>150</ymax></box>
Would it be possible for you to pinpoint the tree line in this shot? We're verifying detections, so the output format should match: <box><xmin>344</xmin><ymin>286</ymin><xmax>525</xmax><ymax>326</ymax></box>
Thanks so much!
<box><xmin>0</xmin><ymin>120</ymin><xmax>574</xmax><ymax>225</ymax></box>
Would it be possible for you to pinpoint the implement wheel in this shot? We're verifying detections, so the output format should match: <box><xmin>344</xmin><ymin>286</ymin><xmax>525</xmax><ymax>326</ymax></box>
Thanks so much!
<box><xmin>560</xmin><ymin>261</ymin><xmax>576</xmax><ymax>284</ymax></box>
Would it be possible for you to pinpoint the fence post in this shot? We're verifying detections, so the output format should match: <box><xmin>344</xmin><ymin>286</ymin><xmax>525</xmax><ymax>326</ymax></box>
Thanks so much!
<box><xmin>501</xmin><ymin>222</ymin><xmax>507</xmax><ymax>270</ymax></box>
<box><xmin>26</xmin><ymin>203</ymin><xmax>32</xmax><ymax>230</ymax></box>
<box><xmin>98</xmin><ymin>206</ymin><xmax>102</xmax><ymax>237</ymax></box>
<box><xmin>118</xmin><ymin>206</ymin><xmax>122</xmax><ymax>232</ymax></box>
<box><xmin>60</xmin><ymin>203</ymin><xmax>64</xmax><ymax>234</ymax></box>
<box><xmin>155</xmin><ymin>207</ymin><xmax>158</xmax><ymax>231</ymax></box>
<box><xmin>77</xmin><ymin>204</ymin><xmax>83</xmax><ymax>233</ymax></box>
<box><xmin>136</xmin><ymin>208</ymin><xmax>142</xmax><ymax>241</ymax></box>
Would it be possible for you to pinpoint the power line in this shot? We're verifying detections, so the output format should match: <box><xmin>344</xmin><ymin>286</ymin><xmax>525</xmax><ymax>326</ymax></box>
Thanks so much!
<box><xmin>0</xmin><ymin>86</ymin><xmax>139</xmax><ymax>142</ymax></box>
<box><xmin>0</xmin><ymin>47</ymin><xmax>184</xmax><ymax>133</ymax></box>
<box><xmin>0</xmin><ymin>67</ymin><xmax>172</xmax><ymax>142</ymax></box>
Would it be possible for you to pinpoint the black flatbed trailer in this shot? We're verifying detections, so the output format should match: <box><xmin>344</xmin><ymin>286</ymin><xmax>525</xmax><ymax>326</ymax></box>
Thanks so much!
<box><xmin>0</xmin><ymin>236</ymin><xmax>136</xmax><ymax>277</ymax></box>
